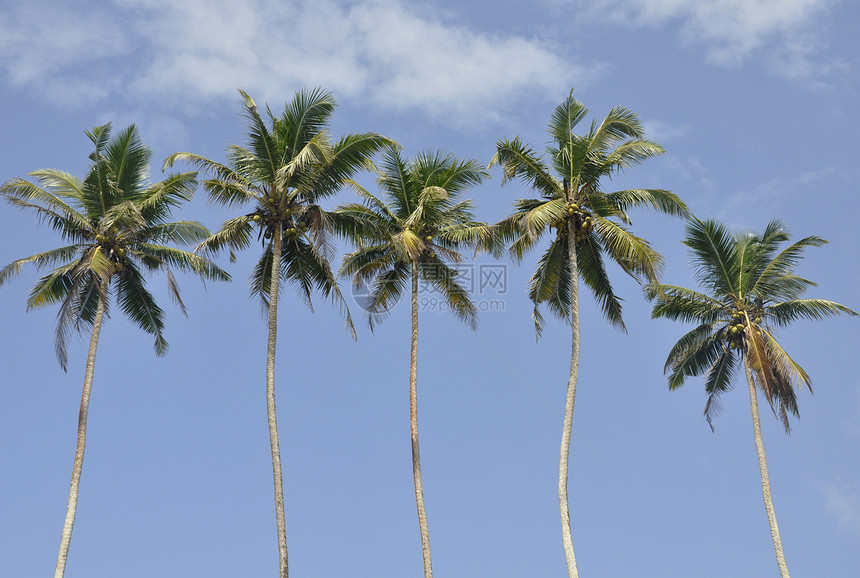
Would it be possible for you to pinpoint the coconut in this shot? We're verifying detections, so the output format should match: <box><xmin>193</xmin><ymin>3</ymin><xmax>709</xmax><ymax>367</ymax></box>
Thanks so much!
<box><xmin>253</xmin><ymin>215</ymin><xmax>261</xmax><ymax>222</ymax></box>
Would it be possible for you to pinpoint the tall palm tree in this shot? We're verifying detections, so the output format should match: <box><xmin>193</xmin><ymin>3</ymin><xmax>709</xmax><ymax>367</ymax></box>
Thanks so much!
<box><xmin>337</xmin><ymin>147</ymin><xmax>491</xmax><ymax>577</ymax></box>
<box><xmin>164</xmin><ymin>88</ymin><xmax>391</xmax><ymax>578</ymax></box>
<box><xmin>490</xmin><ymin>91</ymin><xmax>688</xmax><ymax>577</ymax></box>
<box><xmin>648</xmin><ymin>218</ymin><xmax>857</xmax><ymax>577</ymax></box>
<box><xmin>0</xmin><ymin>123</ymin><xmax>228</xmax><ymax>578</ymax></box>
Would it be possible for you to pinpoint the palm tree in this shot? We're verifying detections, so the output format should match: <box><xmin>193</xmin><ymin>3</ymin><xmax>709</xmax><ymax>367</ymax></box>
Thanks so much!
<box><xmin>648</xmin><ymin>218</ymin><xmax>857</xmax><ymax>577</ymax></box>
<box><xmin>0</xmin><ymin>123</ymin><xmax>228</xmax><ymax>578</ymax></box>
<box><xmin>490</xmin><ymin>91</ymin><xmax>688</xmax><ymax>577</ymax></box>
<box><xmin>164</xmin><ymin>88</ymin><xmax>391</xmax><ymax>578</ymax></box>
<box><xmin>337</xmin><ymin>147</ymin><xmax>491</xmax><ymax>577</ymax></box>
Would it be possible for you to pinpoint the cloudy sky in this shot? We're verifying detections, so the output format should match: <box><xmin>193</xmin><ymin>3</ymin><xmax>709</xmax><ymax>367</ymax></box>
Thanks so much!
<box><xmin>1</xmin><ymin>0</ymin><xmax>858</xmax><ymax>576</ymax></box>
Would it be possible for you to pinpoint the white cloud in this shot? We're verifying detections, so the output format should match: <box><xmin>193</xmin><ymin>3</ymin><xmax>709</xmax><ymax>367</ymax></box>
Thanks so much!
<box><xmin>825</xmin><ymin>481</ymin><xmax>860</xmax><ymax>538</ymax></box>
<box><xmin>567</xmin><ymin>0</ymin><xmax>840</xmax><ymax>80</ymax></box>
<box><xmin>0</xmin><ymin>0</ymin><xmax>589</xmax><ymax>126</ymax></box>
<box><xmin>642</xmin><ymin>119</ymin><xmax>689</xmax><ymax>142</ymax></box>
<box><xmin>712</xmin><ymin>167</ymin><xmax>834</xmax><ymax>221</ymax></box>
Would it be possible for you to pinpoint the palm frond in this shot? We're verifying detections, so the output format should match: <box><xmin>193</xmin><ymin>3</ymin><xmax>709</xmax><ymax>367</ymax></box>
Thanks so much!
<box><xmin>684</xmin><ymin>218</ymin><xmax>739</xmax><ymax>297</ymax></box>
<box><xmin>767</xmin><ymin>298</ymin><xmax>858</xmax><ymax>325</ymax></box>
<box><xmin>666</xmin><ymin>328</ymin><xmax>724</xmax><ymax>391</ymax></box>
<box><xmin>703</xmin><ymin>350</ymin><xmax>738</xmax><ymax>430</ymax></box>
<box><xmin>117</xmin><ymin>260</ymin><xmax>167</xmax><ymax>355</ymax></box>
<box><xmin>490</xmin><ymin>137</ymin><xmax>559</xmax><ymax>196</ymax></box>
<box><xmin>419</xmin><ymin>255</ymin><xmax>478</xmax><ymax>330</ymax></box>
<box><xmin>604</xmin><ymin>188</ymin><xmax>690</xmax><ymax>219</ymax></box>
<box><xmin>577</xmin><ymin>232</ymin><xmax>626</xmax><ymax>330</ymax></box>
<box><xmin>0</xmin><ymin>245</ymin><xmax>82</xmax><ymax>286</ymax></box>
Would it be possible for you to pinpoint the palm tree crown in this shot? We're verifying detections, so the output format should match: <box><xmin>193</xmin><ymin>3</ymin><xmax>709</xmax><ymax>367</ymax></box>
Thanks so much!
<box><xmin>1</xmin><ymin>123</ymin><xmax>228</xmax><ymax>367</ymax></box>
<box><xmin>165</xmin><ymin>88</ymin><xmax>392</xmax><ymax>325</ymax></box>
<box><xmin>491</xmin><ymin>91</ymin><xmax>689</xmax><ymax>335</ymax></box>
<box><xmin>338</xmin><ymin>147</ymin><xmax>492</xmax><ymax>328</ymax></box>
<box><xmin>649</xmin><ymin>218</ymin><xmax>858</xmax><ymax>430</ymax></box>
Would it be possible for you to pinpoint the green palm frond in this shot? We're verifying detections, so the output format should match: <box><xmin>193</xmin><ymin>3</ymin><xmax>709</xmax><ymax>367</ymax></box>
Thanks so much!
<box><xmin>548</xmin><ymin>91</ymin><xmax>589</xmax><ymax>149</ymax></box>
<box><xmin>703</xmin><ymin>350</ymin><xmax>738</xmax><ymax>431</ymax></box>
<box><xmin>750</xmin><ymin>229</ymin><xmax>827</xmax><ymax>300</ymax></box>
<box><xmin>363</xmin><ymin>261</ymin><xmax>410</xmax><ymax>331</ymax></box>
<box><xmin>139</xmin><ymin>221</ymin><xmax>211</xmax><ymax>246</ymax></box>
<box><xmin>648</xmin><ymin>284</ymin><xmax>725</xmax><ymax>324</ymax></box>
<box><xmin>604</xmin><ymin>189</ymin><xmax>690</xmax><ymax>219</ymax></box>
<box><xmin>601</xmin><ymin>139</ymin><xmax>664</xmax><ymax>173</ymax></box>
<box><xmin>164</xmin><ymin>152</ymin><xmax>259</xmax><ymax>198</ymax></box>
<box><xmin>666</xmin><ymin>328</ymin><xmax>724</xmax><ymax>391</ymax></box>
<box><xmin>306</xmin><ymin>133</ymin><xmax>393</xmax><ymax>201</ymax></box>
<box><xmin>577</xmin><ymin>232</ymin><xmax>625</xmax><ymax>330</ymax></box>
<box><xmin>1</xmin><ymin>179</ymin><xmax>92</xmax><ymax>235</ymax></box>
<box><xmin>282</xmin><ymin>238</ymin><xmax>356</xmax><ymax>339</ymax></box>
<box><xmin>136</xmin><ymin>244</ymin><xmax>230</xmax><ymax>281</ymax></box>
<box><xmin>26</xmin><ymin>261</ymin><xmax>79</xmax><ymax>310</ymax></box>
<box><xmin>767</xmin><ymin>298</ymin><xmax>858</xmax><ymax>325</ymax></box>
<box><xmin>529</xmin><ymin>234</ymin><xmax>571</xmax><ymax>338</ymax></box>
<box><xmin>117</xmin><ymin>260</ymin><xmax>167</xmax><ymax>355</ymax></box>
<box><xmin>594</xmin><ymin>216</ymin><xmax>663</xmax><ymax>282</ymax></box>
<box><xmin>0</xmin><ymin>246</ymin><xmax>82</xmax><ymax>286</ymax></box>
<box><xmin>249</xmin><ymin>243</ymin><xmax>276</xmax><ymax>309</ymax></box>
<box><xmin>54</xmin><ymin>270</ymin><xmax>103</xmax><ymax>371</ymax></box>
<box><xmin>489</xmin><ymin>137</ymin><xmax>559</xmax><ymax>195</ymax></box>
<box><xmin>340</xmin><ymin>245</ymin><xmax>396</xmax><ymax>285</ymax></box>
<box><xmin>195</xmin><ymin>216</ymin><xmax>254</xmax><ymax>260</ymax></box>
<box><xmin>683</xmin><ymin>218</ymin><xmax>739</xmax><ymax>298</ymax></box>
<box><xmin>138</xmin><ymin>172</ymin><xmax>198</xmax><ymax>221</ymax></box>
<box><xmin>419</xmin><ymin>255</ymin><xmax>478</xmax><ymax>330</ymax></box>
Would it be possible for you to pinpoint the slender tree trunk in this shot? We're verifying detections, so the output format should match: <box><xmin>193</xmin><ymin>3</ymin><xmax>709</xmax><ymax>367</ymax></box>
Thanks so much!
<box><xmin>410</xmin><ymin>260</ymin><xmax>433</xmax><ymax>578</ymax></box>
<box><xmin>55</xmin><ymin>295</ymin><xmax>105</xmax><ymax>578</ymax></box>
<box><xmin>559</xmin><ymin>220</ymin><xmax>581</xmax><ymax>578</ymax></box>
<box><xmin>744</xmin><ymin>363</ymin><xmax>790</xmax><ymax>578</ymax></box>
<box><xmin>267</xmin><ymin>225</ymin><xmax>289</xmax><ymax>578</ymax></box>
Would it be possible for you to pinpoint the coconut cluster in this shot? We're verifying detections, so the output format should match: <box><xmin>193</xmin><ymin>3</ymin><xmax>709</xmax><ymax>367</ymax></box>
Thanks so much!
<box><xmin>255</xmin><ymin>206</ymin><xmax>309</xmax><ymax>242</ymax></box>
<box><xmin>551</xmin><ymin>202</ymin><xmax>594</xmax><ymax>243</ymax></box>
<box><xmin>94</xmin><ymin>233</ymin><xmax>127</xmax><ymax>271</ymax></box>
<box><xmin>724</xmin><ymin>308</ymin><xmax>764</xmax><ymax>350</ymax></box>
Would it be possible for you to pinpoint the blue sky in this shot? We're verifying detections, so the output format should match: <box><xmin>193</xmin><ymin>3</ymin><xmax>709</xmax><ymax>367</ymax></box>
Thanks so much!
<box><xmin>1</xmin><ymin>0</ymin><xmax>859</xmax><ymax>576</ymax></box>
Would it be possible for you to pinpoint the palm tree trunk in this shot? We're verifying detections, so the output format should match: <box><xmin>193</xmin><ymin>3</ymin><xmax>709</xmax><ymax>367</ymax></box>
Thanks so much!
<box><xmin>410</xmin><ymin>260</ymin><xmax>433</xmax><ymax>578</ymax></box>
<box><xmin>744</xmin><ymin>362</ymin><xmax>790</xmax><ymax>578</ymax></box>
<box><xmin>559</xmin><ymin>221</ymin><xmax>581</xmax><ymax>578</ymax></box>
<box><xmin>55</xmin><ymin>294</ymin><xmax>105</xmax><ymax>578</ymax></box>
<box><xmin>267</xmin><ymin>225</ymin><xmax>289</xmax><ymax>578</ymax></box>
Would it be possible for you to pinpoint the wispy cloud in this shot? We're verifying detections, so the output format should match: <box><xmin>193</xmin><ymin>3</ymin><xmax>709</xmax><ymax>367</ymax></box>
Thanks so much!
<box><xmin>565</xmin><ymin>0</ymin><xmax>842</xmax><ymax>82</ymax></box>
<box><xmin>642</xmin><ymin>119</ymin><xmax>689</xmax><ymax>143</ymax></box>
<box><xmin>825</xmin><ymin>481</ymin><xmax>860</xmax><ymax>538</ymax></box>
<box><xmin>0</xmin><ymin>0</ymin><xmax>591</xmax><ymax>126</ymax></box>
<box><xmin>713</xmin><ymin>167</ymin><xmax>834</xmax><ymax>221</ymax></box>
